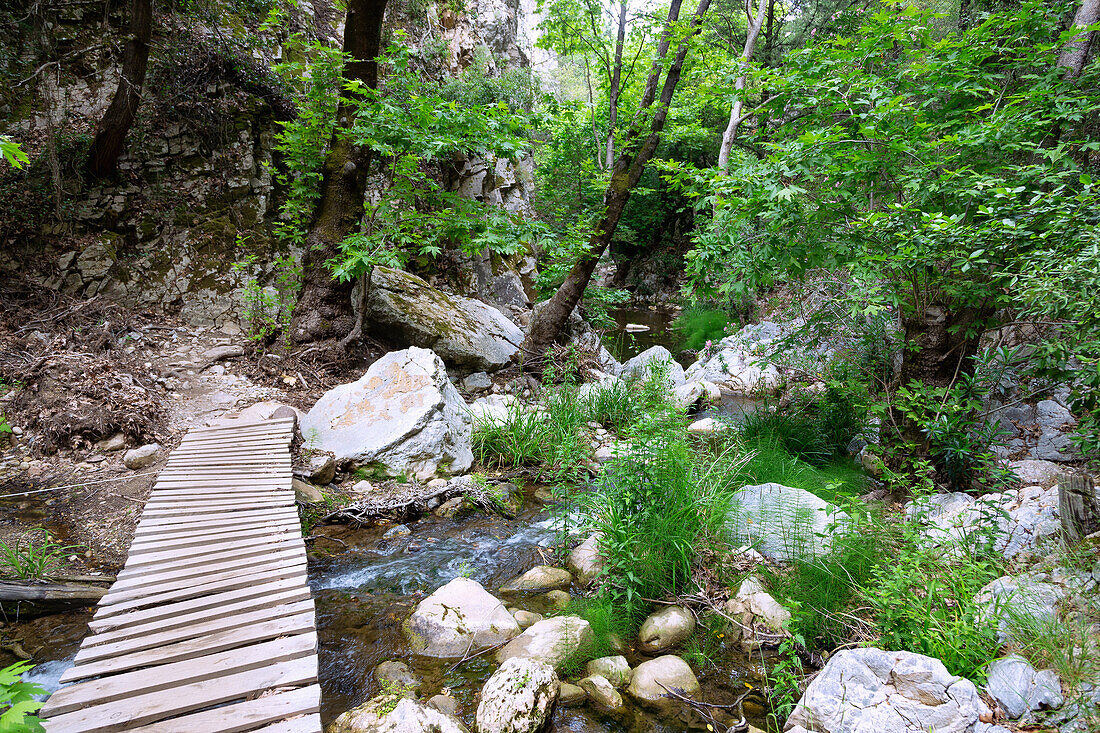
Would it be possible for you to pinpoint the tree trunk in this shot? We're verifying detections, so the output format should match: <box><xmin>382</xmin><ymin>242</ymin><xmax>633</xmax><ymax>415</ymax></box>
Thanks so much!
<box><xmin>522</xmin><ymin>0</ymin><xmax>713</xmax><ymax>364</ymax></box>
<box><xmin>604</xmin><ymin>0</ymin><xmax>628</xmax><ymax>169</ymax></box>
<box><xmin>1059</xmin><ymin>475</ymin><xmax>1100</xmax><ymax>542</ymax></box>
<box><xmin>1059</xmin><ymin>0</ymin><xmax>1099</xmax><ymax>80</ymax></box>
<box><xmin>289</xmin><ymin>0</ymin><xmax>389</xmax><ymax>345</ymax></box>
<box><xmin>717</xmin><ymin>0</ymin><xmax>766</xmax><ymax>171</ymax></box>
<box><xmin>85</xmin><ymin>0</ymin><xmax>152</xmax><ymax>178</ymax></box>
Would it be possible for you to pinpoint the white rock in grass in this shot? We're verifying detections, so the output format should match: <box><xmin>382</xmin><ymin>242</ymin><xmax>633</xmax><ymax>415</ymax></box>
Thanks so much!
<box><xmin>637</xmin><ymin>606</ymin><xmax>695</xmax><ymax>653</ymax></box>
<box><xmin>986</xmin><ymin>655</ymin><xmax>1063</xmax><ymax>720</ymax></box>
<box><xmin>567</xmin><ymin>535</ymin><xmax>605</xmax><ymax>587</ymax></box>
<box><xmin>620</xmin><ymin>346</ymin><xmax>686</xmax><ymax>387</ymax></box>
<box><xmin>687</xmin><ymin>417</ymin><xmax>727</xmax><ymax>435</ymax></box>
<box><xmin>725</xmin><ymin>483</ymin><xmax>850</xmax><ymax>561</ymax></box>
<box><xmin>586</xmin><ymin>656</ymin><xmax>632</xmax><ymax>688</ymax></box>
<box><xmin>475</xmin><ymin>657</ymin><xmax>559</xmax><ymax>733</ymax></box>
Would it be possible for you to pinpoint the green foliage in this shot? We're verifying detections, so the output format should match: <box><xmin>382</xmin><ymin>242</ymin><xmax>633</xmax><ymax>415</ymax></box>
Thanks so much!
<box><xmin>674</xmin><ymin>307</ymin><xmax>729</xmax><ymax>352</ymax></box>
<box><xmin>231</xmin><ymin>242</ymin><xmax>301</xmax><ymax>349</ymax></box>
<box><xmin>0</xmin><ymin>529</ymin><xmax>81</xmax><ymax>581</ymax></box>
<box><xmin>272</xmin><ymin>37</ymin><xmax>345</xmax><ymax>248</ymax></box>
<box><xmin>740</xmin><ymin>385</ymin><xmax>869</xmax><ymax>466</ymax></box>
<box><xmin>767</xmin><ymin>632</ymin><xmax>806</xmax><ymax>726</ymax></box>
<box><xmin>728</xmin><ymin>440</ymin><xmax>866</xmax><ymax>505</ymax></box>
<box><xmin>0</xmin><ymin>661</ymin><xmax>46</xmax><ymax>733</ymax></box>
<box><xmin>332</xmin><ymin>36</ymin><xmax>538</xmax><ymax>283</ymax></box>
<box><xmin>0</xmin><ymin>136</ymin><xmax>27</xmax><ymax>169</ymax></box>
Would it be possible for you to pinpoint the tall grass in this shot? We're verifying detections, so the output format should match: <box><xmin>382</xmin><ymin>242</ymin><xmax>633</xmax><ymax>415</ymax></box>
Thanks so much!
<box><xmin>675</xmin><ymin>308</ymin><xmax>730</xmax><ymax>351</ymax></box>
<box><xmin>726</xmin><ymin>439</ymin><xmax>866</xmax><ymax>504</ymax></box>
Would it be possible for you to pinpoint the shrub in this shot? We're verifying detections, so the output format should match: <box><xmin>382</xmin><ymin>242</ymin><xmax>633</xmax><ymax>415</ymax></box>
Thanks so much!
<box><xmin>675</xmin><ymin>307</ymin><xmax>729</xmax><ymax>352</ymax></box>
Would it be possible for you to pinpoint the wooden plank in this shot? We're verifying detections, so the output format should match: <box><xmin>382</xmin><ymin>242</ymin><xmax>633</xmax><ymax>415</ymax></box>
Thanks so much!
<box><xmin>182</xmin><ymin>417</ymin><xmax>296</xmax><ymax>433</ymax></box>
<box><xmin>140</xmin><ymin>499</ymin><xmax>291</xmax><ymax>515</ymax></box>
<box><xmin>136</xmin><ymin>508</ymin><xmax>298</xmax><ymax>530</ymax></box>
<box><xmin>154</xmin><ymin>470</ymin><xmax>291</xmax><ymax>479</ymax></box>
<box><xmin>93</xmin><ymin>562</ymin><xmax>306</xmax><ymax>618</ymax></box>
<box><xmin>124</xmin><ymin>685</ymin><xmax>321</xmax><ymax>733</ymax></box>
<box><xmin>118</xmin><ymin>536</ymin><xmax>301</xmax><ymax>581</ymax></box>
<box><xmin>128</xmin><ymin>521</ymin><xmax>301</xmax><ymax>553</ymax></box>
<box><xmin>250</xmin><ymin>713</ymin><xmax>323</xmax><ymax>733</ymax></box>
<box><xmin>125</xmin><ymin>528</ymin><xmax>300</xmax><ymax>567</ymax></box>
<box><xmin>88</xmin><ymin>576</ymin><xmax>307</xmax><ymax>634</ymax></box>
<box><xmin>132</xmin><ymin>515</ymin><xmax>299</xmax><ymax>542</ymax></box>
<box><xmin>45</xmin><ymin>632</ymin><xmax>317</xmax><ymax>716</ymax></box>
<box><xmin>85</xmin><ymin>585</ymin><xmax>311</xmax><ymax>646</ymax></box>
<box><xmin>75</xmin><ymin>599</ymin><xmax>315</xmax><ymax>665</ymax></box>
<box><xmin>145</xmin><ymin>494</ymin><xmax>287</xmax><ymax>505</ymax></box>
<box><xmin>61</xmin><ymin>611</ymin><xmax>315</xmax><ymax>682</ymax></box>
<box><xmin>104</xmin><ymin>548</ymin><xmax>304</xmax><ymax>600</ymax></box>
<box><xmin>46</xmin><ymin>654</ymin><xmax>316</xmax><ymax>731</ymax></box>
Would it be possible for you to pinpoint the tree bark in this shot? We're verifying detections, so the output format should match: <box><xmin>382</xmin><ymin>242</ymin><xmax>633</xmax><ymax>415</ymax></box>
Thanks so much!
<box><xmin>522</xmin><ymin>0</ymin><xmax>713</xmax><ymax>364</ymax></box>
<box><xmin>1058</xmin><ymin>0</ymin><xmax>1099</xmax><ymax>80</ymax></box>
<box><xmin>717</xmin><ymin>0</ymin><xmax>766</xmax><ymax>171</ymax></box>
<box><xmin>290</xmin><ymin>0</ymin><xmax>389</xmax><ymax>345</ymax></box>
<box><xmin>604</xmin><ymin>0</ymin><xmax>628</xmax><ymax>169</ymax></box>
<box><xmin>85</xmin><ymin>0</ymin><xmax>152</xmax><ymax>178</ymax></box>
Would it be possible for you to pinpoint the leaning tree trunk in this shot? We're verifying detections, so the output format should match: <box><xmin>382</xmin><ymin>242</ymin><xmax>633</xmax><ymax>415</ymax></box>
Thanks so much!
<box><xmin>85</xmin><ymin>0</ymin><xmax>152</xmax><ymax>178</ymax></box>
<box><xmin>290</xmin><ymin>0</ymin><xmax>388</xmax><ymax>345</ymax></box>
<box><xmin>717</xmin><ymin>0</ymin><xmax>767</xmax><ymax>171</ymax></box>
<box><xmin>522</xmin><ymin>0</ymin><xmax>713</xmax><ymax>365</ymax></box>
<box><xmin>1059</xmin><ymin>0</ymin><xmax>1099</xmax><ymax>80</ymax></box>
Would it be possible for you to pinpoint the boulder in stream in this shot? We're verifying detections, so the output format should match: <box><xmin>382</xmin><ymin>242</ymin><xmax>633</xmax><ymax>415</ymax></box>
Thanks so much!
<box><xmin>497</xmin><ymin>616</ymin><xmax>594</xmax><ymax>670</ymax></box>
<box><xmin>331</xmin><ymin>695</ymin><xmax>470</xmax><ymax>733</ymax></box>
<box><xmin>405</xmin><ymin>577</ymin><xmax>520</xmax><ymax>657</ymax></box>
<box><xmin>365</xmin><ymin>266</ymin><xmax>523</xmax><ymax>372</ymax></box>
<box><xmin>475</xmin><ymin>657</ymin><xmax>559</xmax><ymax>733</ymax></box>
<box><xmin>626</xmin><ymin>655</ymin><xmax>700</xmax><ymax>715</ymax></box>
<box><xmin>620</xmin><ymin>346</ymin><xmax>686</xmax><ymax>387</ymax></box>
<box><xmin>300</xmin><ymin>347</ymin><xmax>473</xmax><ymax>480</ymax></box>
<box><xmin>567</xmin><ymin>535</ymin><xmax>605</xmax><ymax>587</ymax></box>
<box><xmin>499</xmin><ymin>566</ymin><xmax>572</xmax><ymax>594</ymax></box>
<box><xmin>637</xmin><ymin>606</ymin><xmax>695</xmax><ymax>653</ymax></box>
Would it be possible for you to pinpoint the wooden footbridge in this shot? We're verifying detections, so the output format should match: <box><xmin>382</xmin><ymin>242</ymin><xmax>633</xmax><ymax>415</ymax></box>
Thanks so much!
<box><xmin>40</xmin><ymin>416</ymin><xmax>321</xmax><ymax>732</ymax></box>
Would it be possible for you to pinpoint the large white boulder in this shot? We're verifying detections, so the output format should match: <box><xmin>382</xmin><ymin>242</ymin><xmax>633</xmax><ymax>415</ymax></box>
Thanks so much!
<box><xmin>300</xmin><ymin>347</ymin><xmax>473</xmax><ymax>480</ymax></box>
<box><xmin>620</xmin><ymin>346</ymin><xmax>686</xmax><ymax>387</ymax></box>
<box><xmin>405</xmin><ymin>577</ymin><xmax>520</xmax><ymax>657</ymax></box>
<box><xmin>475</xmin><ymin>657</ymin><xmax>559</xmax><ymax>733</ymax></box>
<box><xmin>726</xmin><ymin>483</ymin><xmax>850</xmax><ymax>561</ymax></box>
<box><xmin>785</xmin><ymin>648</ymin><xmax>985</xmax><ymax>733</ymax></box>
<box><xmin>626</xmin><ymin>655</ymin><xmax>700</xmax><ymax>714</ymax></box>
<box><xmin>331</xmin><ymin>696</ymin><xmax>470</xmax><ymax>733</ymax></box>
<box><xmin>566</xmin><ymin>535</ymin><xmax>604</xmax><ymax>587</ymax></box>
<box><xmin>366</xmin><ymin>266</ymin><xmax>523</xmax><ymax>371</ymax></box>
<box><xmin>637</xmin><ymin>605</ymin><xmax>695</xmax><ymax>653</ymax></box>
<box><xmin>497</xmin><ymin>616</ymin><xmax>594</xmax><ymax>670</ymax></box>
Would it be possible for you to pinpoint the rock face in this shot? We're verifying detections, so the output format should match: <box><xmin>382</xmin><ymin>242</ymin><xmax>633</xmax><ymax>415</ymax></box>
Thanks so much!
<box><xmin>974</xmin><ymin>574</ymin><xmax>1066</xmax><ymax>644</ymax></box>
<box><xmin>499</xmin><ymin>566</ymin><xmax>573</xmax><ymax>594</ymax></box>
<box><xmin>567</xmin><ymin>535</ymin><xmax>604</xmax><ymax>587</ymax></box>
<box><xmin>785</xmin><ymin>648</ymin><xmax>985</xmax><ymax>733</ymax></box>
<box><xmin>123</xmin><ymin>443</ymin><xmax>161</xmax><ymax>469</ymax></box>
<box><xmin>300</xmin><ymin>348</ymin><xmax>473</xmax><ymax>480</ymax></box>
<box><xmin>365</xmin><ymin>267</ymin><xmax>523</xmax><ymax>372</ymax></box>
<box><xmin>993</xmin><ymin>399</ymin><xmax>1079</xmax><ymax>462</ymax></box>
<box><xmin>1009</xmin><ymin>459</ymin><xmax>1064</xmax><ymax>488</ymax></box>
<box><xmin>497</xmin><ymin>616</ymin><xmax>594</xmax><ymax>670</ymax></box>
<box><xmin>405</xmin><ymin>577</ymin><xmax>520</xmax><ymax>657</ymax></box>
<box><xmin>638</xmin><ymin>606</ymin><xmax>696</xmax><ymax>653</ymax></box>
<box><xmin>684</xmin><ymin>323</ymin><xmax>783</xmax><ymax>394</ymax></box>
<box><xmin>985</xmin><ymin>655</ymin><xmax>1063</xmax><ymax>720</ymax></box>
<box><xmin>475</xmin><ymin>657</ymin><xmax>559</xmax><ymax>733</ymax></box>
<box><xmin>331</xmin><ymin>696</ymin><xmax>470</xmax><ymax>733</ymax></box>
<box><xmin>620</xmin><ymin>346</ymin><xmax>686</xmax><ymax>387</ymax></box>
<box><xmin>724</xmin><ymin>576</ymin><xmax>791</xmax><ymax>651</ymax></box>
<box><xmin>726</xmin><ymin>483</ymin><xmax>850</xmax><ymax>561</ymax></box>
<box><xmin>626</xmin><ymin>655</ymin><xmax>700</xmax><ymax>714</ymax></box>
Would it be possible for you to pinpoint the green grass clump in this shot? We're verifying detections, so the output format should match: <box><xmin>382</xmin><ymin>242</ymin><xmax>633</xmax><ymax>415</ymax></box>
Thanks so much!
<box><xmin>675</xmin><ymin>308</ymin><xmax>729</xmax><ymax>351</ymax></box>
<box><xmin>728</xmin><ymin>440</ymin><xmax>866</xmax><ymax>504</ymax></box>
<box><xmin>0</xmin><ymin>529</ymin><xmax>81</xmax><ymax>581</ymax></box>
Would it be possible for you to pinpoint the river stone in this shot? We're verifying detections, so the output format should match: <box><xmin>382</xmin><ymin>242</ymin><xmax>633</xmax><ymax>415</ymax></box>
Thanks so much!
<box><xmin>300</xmin><ymin>347</ymin><xmax>473</xmax><ymax>480</ymax></box>
<box><xmin>559</xmin><ymin>682</ymin><xmax>587</xmax><ymax>707</ymax></box>
<box><xmin>638</xmin><ymin>606</ymin><xmax>696</xmax><ymax>653</ymax></box>
<box><xmin>687</xmin><ymin>417</ymin><xmax>727</xmax><ymax>435</ymax></box>
<box><xmin>123</xmin><ymin>443</ymin><xmax>161</xmax><ymax>469</ymax></box>
<box><xmin>580</xmin><ymin>674</ymin><xmax>625</xmax><ymax>713</ymax></box>
<box><xmin>513</xmin><ymin>610</ymin><xmax>542</xmax><ymax>629</ymax></box>
<box><xmin>463</xmin><ymin>372</ymin><xmax>493</xmax><ymax>391</ymax></box>
<box><xmin>365</xmin><ymin>266</ymin><xmax>523</xmax><ymax>372</ymax></box>
<box><xmin>544</xmin><ymin>589</ymin><xmax>571</xmax><ymax>611</ymax></box>
<box><xmin>427</xmin><ymin>694</ymin><xmax>459</xmax><ymax>716</ymax></box>
<box><xmin>292</xmin><ymin>478</ymin><xmax>324</xmax><ymax>504</ymax></box>
<box><xmin>500</xmin><ymin>566</ymin><xmax>573</xmax><ymax>594</ymax></box>
<box><xmin>331</xmin><ymin>695</ymin><xmax>470</xmax><ymax>733</ymax></box>
<box><xmin>986</xmin><ymin>655</ymin><xmax>1063</xmax><ymax>719</ymax></box>
<box><xmin>374</xmin><ymin>661</ymin><xmax>421</xmax><ymax>696</ymax></box>
<box><xmin>626</xmin><ymin>655</ymin><xmax>700</xmax><ymax>713</ymax></box>
<box><xmin>586</xmin><ymin>656</ymin><xmax>631</xmax><ymax>688</ymax></box>
<box><xmin>567</xmin><ymin>535</ymin><xmax>604</xmax><ymax>587</ymax></box>
<box><xmin>673</xmin><ymin>381</ymin><xmax>706</xmax><ymax>410</ymax></box>
<box><xmin>620</xmin><ymin>346</ymin><xmax>686</xmax><ymax>388</ymax></box>
<box><xmin>726</xmin><ymin>483</ymin><xmax>849</xmax><ymax>561</ymax></box>
<box><xmin>785</xmin><ymin>648</ymin><xmax>984</xmax><ymax>733</ymax></box>
<box><xmin>305</xmin><ymin>453</ymin><xmax>336</xmax><ymax>485</ymax></box>
<box><xmin>405</xmin><ymin>577</ymin><xmax>520</xmax><ymax>657</ymax></box>
<box><xmin>497</xmin><ymin>616</ymin><xmax>594</xmax><ymax>670</ymax></box>
<box><xmin>96</xmin><ymin>433</ymin><xmax>127</xmax><ymax>452</ymax></box>
<box><xmin>475</xmin><ymin>657</ymin><xmax>559</xmax><ymax>733</ymax></box>
<box><xmin>724</xmin><ymin>576</ymin><xmax>791</xmax><ymax>651</ymax></box>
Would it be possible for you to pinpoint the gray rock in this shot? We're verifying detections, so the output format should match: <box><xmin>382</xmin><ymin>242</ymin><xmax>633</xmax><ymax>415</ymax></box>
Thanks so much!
<box><xmin>785</xmin><ymin>648</ymin><xmax>984</xmax><ymax>733</ymax></box>
<box><xmin>123</xmin><ymin>443</ymin><xmax>161</xmax><ymax>470</ymax></box>
<box><xmin>97</xmin><ymin>433</ymin><xmax>127</xmax><ymax>452</ymax></box>
<box><xmin>405</xmin><ymin>577</ymin><xmax>520</xmax><ymax>657</ymax></box>
<box><xmin>1009</xmin><ymin>459</ymin><xmax>1064</xmax><ymax>488</ymax></box>
<box><xmin>544</xmin><ymin>589</ymin><xmax>570</xmax><ymax>611</ymax></box>
<box><xmin>305</xmin><ymin>453</ymin><xmax>336</xmax><ymax>485</ymax></box>
<box><xmin>986</xmin><ymin>655</ymin><xmax>1063</xmax><ymax>720</ymax></box>
<box><xmin>497</xmin><ymin>616</ymin><xmax>594</xmax><ymax>670</ymax></box>
<box><xmin>672</xmin><ymin>381</ymin><xmax>706</xmax><ymax>410</ymax></box>
<box><xmin>462</xmin><ymin>372</ymin><xmax>493</xmax><ymax>391</ymax></box>
<box><xmin>585</xmin><ymin>656</ymin><xmax>631</xmax><ymax>688</ymax></box>
<box><xmin>975</xmin><ymin>574</ymin><xmax>1067</xmax><ymax>643</ymax></box>
<box><xmin>620</xmin><ymin>346</ymin><xmax>686</xmax><ymax>388</ymax></box>
<box><xmin>559</xmin><ymin>682</ymin><xmax>587</xmax><ymax>707</ymax></box>
<box><xmin>513</xmin><ymin>610</ymin><xmax>542</xmax><ymax>629</ymax></box>
<box><xmin>579</xmin><ymin>674</ymin><xmax>625</xmax><ymax>713</ymax></box>
<box><xmin>300</xmin><ymin>348</ymin><xmax>473</xmax><ymax>480</ymax></box>
<box><xmin>366</xmin><ymin>267</ymin><xmax>523</xmax><ymax>371</ymax></box>
<box><xmin>427</xmin><ymin>694</ymin><xmax>459</xmax><ymax>716</ymax></box>
<box><xmin>292</xmin><ymin>478</ymin><xmax>324</xmax><ymax>504</ymax></box>
<box><xmin>626</xmin><ymin>655</ymin><xmax>700</xmax><ymax>714</ymax></box>
<box><xmin>638</xmin><ymin>606</ymin><xmax>695</xmax><ymax>653</ymax></box>
<box><xmin>374</xmin><ymin>660</ymin><xmax>421</xmax><ymax>696</ymax></box>
<box><xmin>567</xmin><ymin>535</ymin><xmax>604</xmax><ymax>587</ymax></box>
<box><xmin>435</xmin><ymin>496</ymin><xmax>474</xmax><ymax>519</ymax></box>
<box><xmin>500</xmin><ymin>566</ymin><xmax>572</xmax><ymax>594</ymax></box>
<box><xmin>724</xmin><ymin>576</ymin><xmax>791</xmax><ymax>651</ymax></box>
<box><xmin>726</xmin><ymin>483</ymin><xmax>850</xmax><ymax>561</ymax></box>
<box><xmin>475</xmin><ymin>657</ymin><xmax>559</xmax><ymax>733</ymax></box>
<box><xmin>331</xmin><ymin>696</ymin><xmax>469</xmax><ymax>733</ymax></box>
<box><xmin>203</xmin><ymin>344</ymin><xmax>245</xmax><ymax>362</ymax></box>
